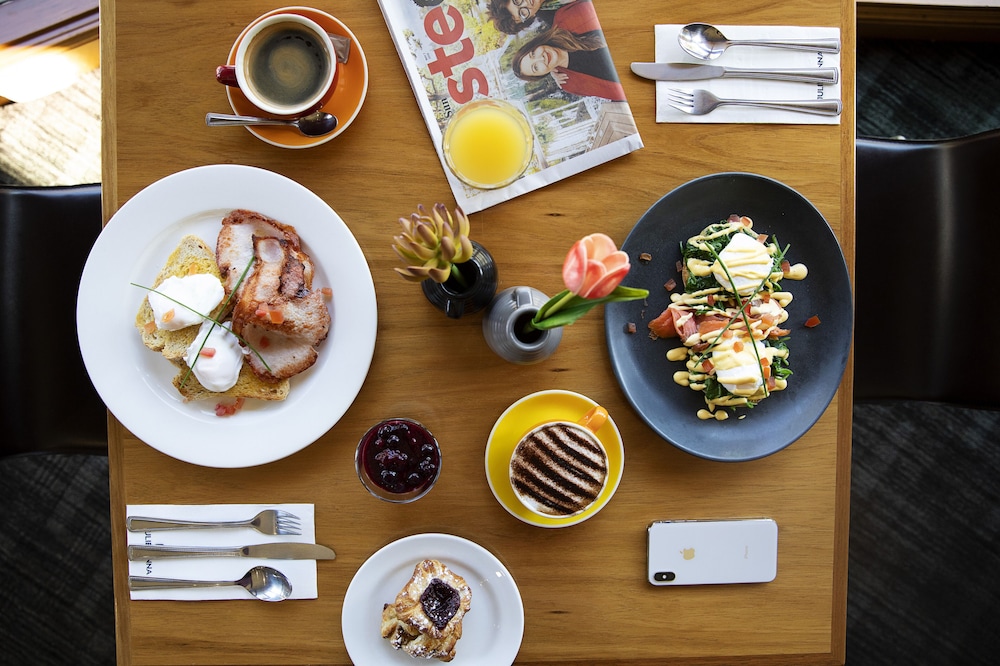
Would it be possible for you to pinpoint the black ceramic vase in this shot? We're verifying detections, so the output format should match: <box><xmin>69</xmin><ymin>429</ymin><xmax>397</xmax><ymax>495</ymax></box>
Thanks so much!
<box><xmin>420</xmin><ymin>240</ymin><xmax>498</xmax><ymax>319</ymax></box>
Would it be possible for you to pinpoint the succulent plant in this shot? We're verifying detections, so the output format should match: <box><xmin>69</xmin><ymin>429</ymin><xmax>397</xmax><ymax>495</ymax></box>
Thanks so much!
<box><xmin>393</xmin><ymin>203</ymin><xmax>474</xmax><ymax>284</ymax></box>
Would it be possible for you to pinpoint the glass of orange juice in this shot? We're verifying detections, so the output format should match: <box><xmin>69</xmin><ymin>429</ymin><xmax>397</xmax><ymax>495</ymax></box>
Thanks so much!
<box><xmin>442</xmin><ymin>99</ymin><xmax>534</xmax><ymax>190</ymax></box>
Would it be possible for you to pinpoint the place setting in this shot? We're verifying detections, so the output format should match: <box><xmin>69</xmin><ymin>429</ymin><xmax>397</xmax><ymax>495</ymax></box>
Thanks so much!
<box><xmin>125</xmin><ymin>503</ymin><xmax>333</xmax><ymax>601</ymax></box>
<box><xmin>632</xmin><ymin>22</ymin><xmax>843</xmax><ymax>124</ymax></box>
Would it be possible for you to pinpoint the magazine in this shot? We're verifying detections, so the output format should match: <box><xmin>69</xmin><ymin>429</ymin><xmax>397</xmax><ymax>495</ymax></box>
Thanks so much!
<box><xmin>377</xmin><ymin>0</ymin><xmax>644</xmax><ymax>213</ymax></box>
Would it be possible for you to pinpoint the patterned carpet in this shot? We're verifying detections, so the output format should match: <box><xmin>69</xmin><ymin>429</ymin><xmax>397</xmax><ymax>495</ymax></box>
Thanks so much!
<box><xmin>2</xmin><ymin>38</ymin><xmax>999</xmax><ymax>665</ymax></box>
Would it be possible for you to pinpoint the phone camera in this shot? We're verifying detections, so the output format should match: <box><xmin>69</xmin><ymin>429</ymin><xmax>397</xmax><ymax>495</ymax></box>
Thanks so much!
<box><xmin>654</xmin><ymin>571</ymin><xmax>676</xmax><ymax>582</ymax></box>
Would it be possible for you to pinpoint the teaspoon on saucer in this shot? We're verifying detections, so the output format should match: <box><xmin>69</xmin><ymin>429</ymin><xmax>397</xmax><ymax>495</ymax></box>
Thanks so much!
<box><xmin>205</xmin><ymin>111</ymin><xmax>339</xmax><ymax>137</ymax></box>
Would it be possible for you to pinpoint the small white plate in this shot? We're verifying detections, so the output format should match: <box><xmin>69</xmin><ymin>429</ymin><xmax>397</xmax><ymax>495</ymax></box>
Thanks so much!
<box><xmin>77</xmin><ymin>164</ymin><xmax>377</xmax><ymax>467</ymax></box>
<box><xmin>342</xmin><ymin>533</ymin><xmax>524</xmax><ymax>666</ymax></box>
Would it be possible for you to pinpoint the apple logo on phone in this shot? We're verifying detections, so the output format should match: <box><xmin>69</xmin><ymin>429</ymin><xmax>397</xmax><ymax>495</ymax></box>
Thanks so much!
<box><xmin>681</xmin><ymin>547</ymin><xmax>695</xmax><ymax>560</ymax></box>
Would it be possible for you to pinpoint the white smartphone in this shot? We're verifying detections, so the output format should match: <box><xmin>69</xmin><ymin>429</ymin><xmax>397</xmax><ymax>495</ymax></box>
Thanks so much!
<box><xmin>647</xmin><ymin>518</ymin><xmax>778</xmax><ymax>586</ymax></box>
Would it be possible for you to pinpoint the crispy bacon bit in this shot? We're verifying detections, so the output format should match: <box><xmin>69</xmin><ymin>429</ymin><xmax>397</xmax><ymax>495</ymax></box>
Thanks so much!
<box><xmin>804</xmin><ymin>315</ymin><xmax>822</xmax><ymax>328</ymax></box>
<box><xmin>199</xmin><ymin>348</ymin><xmax>216</xmax><ymax>358</ymax></box>
<box><xmin>756</xmin><ymin>233</ymin><xmax>768</xmax><ymax>243</ymax></box>
<box><xmin>639</xmin><ymin>252</ymin><xmax>653</xmax><ymax>263</ymax></box>
<box><xmin>707</xmin><ymin>293</ymin><xmax>715</xmax><ymax>306</ymax></box>
<box><xmin>675</xmin><ymin>260</ymin><xmax>683</xmax><ymax>273</ymax></box>
<box><xmin>214</xmin><ymin>398</ymin><xmax>245</xmax><ymax>417</ymax></box>
<box><xmin>701</xmin><ymin>359</ymin><xmax>714</xmax><ymax>374</ymax></box>
<box><xmin>162</xmin><ymin>308</ymin><xmax>175</xmax><ymax>323</ymax></box>
<box><xmin>781</xmin><ymin>260</ymin><xmax>791</xmax><ymax>275</ymax></box>
<box><xmin>625</xmin><ymin>322</ymin><xmax>637</xmax><ymax>334</ymax></box>
<box><xmin>664</xmin><ymin>278</ymin><xmax>677</xmax><ymax>292</ymax></box>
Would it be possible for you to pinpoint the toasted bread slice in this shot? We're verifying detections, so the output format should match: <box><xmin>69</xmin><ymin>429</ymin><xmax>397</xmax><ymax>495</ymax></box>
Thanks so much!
<box><xmin>170</xmin><ymin>360</ymin><xmax>290</xmax><ymax>402</ymax></box>
<box><xmin>136</xmin><ymin>235</ymin><xmax>226</xmax><ymax>360</ymax></box>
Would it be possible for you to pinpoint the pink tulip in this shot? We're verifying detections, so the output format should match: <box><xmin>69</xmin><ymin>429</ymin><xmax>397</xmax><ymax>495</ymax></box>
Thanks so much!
<box><xmin>562</xmin><ymin>233</ymin><xmax>631</xmax><ymax>299</ymax></box>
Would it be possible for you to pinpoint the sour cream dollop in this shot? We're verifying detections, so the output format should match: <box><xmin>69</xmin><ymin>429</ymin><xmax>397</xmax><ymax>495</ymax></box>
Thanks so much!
<box><xmin>147</xmin><ymin>274</ymin><xmax>225</xmax><ymax>331</ymax></box>
<box><xmin>183</xmin><ymin>320</ymin><xmax>243</xmax><ymax>392</ymax></box>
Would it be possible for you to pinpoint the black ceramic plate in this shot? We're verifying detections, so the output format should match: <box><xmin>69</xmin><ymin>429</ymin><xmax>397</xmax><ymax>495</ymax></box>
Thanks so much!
<box><xmin>605</xmin><ymin>173</ymin><xmax>853</xmax><ymax>462</ymax></box>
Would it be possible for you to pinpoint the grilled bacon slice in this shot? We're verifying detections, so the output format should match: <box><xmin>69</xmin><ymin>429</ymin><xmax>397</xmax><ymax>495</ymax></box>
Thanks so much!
<box><xmin>229</xmin><ymin>234</ymin><xmax>330</xmax><ymax>383</ymax></box>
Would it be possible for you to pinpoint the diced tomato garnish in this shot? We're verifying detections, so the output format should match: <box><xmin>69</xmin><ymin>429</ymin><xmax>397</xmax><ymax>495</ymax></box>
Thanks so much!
<box><xmin>188</xmin><ymin>264</ymin><xmax>198</xmax><ymax>276</ymax></box>
<box><xmin>761</xmin><ymin>313</ymin><xmax>776</xmax><ymax>327</ymax></box>
<box><xmin>701</xmin><ymin>359</ymin><xmax>715</xmax><ymax>374</ymax></box>
<box><xmin>804</xmin><ymin>315</ymin><xmax>822</xmax><ymax>328</ymax></box>
<box><xmin>143</xmin><ymin>321</ymin><xmax>156</xmax><ymax>334</ymax></box>
<box><xmin>267</xmin><ymin>309</ymin><xmax>284</xmax><ymax>325</ymax></box>
<box><xmin>706</xmin><ymin>293</ymin><xmax>715</xmax><ymax>306</ymax></box>
<box><xmin>760</xmin><ymin>357</ymin><xmax>770</xmax><ymax>367</ymax></box>
<box><xmin>321</xmin><ymin>287</ymin><xmax>333</xmax><ymax>299</ymax></box>
<box><xmin>762</xmin><ymin>365</ymin><xmax>772</xmax><ymax>379</ymax></box>
<box><xmin>756</xmin><ymin>233</ymin><xmax>768</xmax><ymax>243</ymax></box>
<box><xmin>255</xmin><ymin>306</ymin><xmax>269</xmax><ymax>318</ymax></box>
<box><xmin>781</xmin><ymin>260</ymin><xmax>791</xmax><ymax>275</ymax></box>
<box><xmin>761</xmin><ymin>292</ymin><xmax>771</xmax><ymax>303</ymax></box>
<box><xmin>199</xmin><ymin>348</ymin><xmax>216</xmax><ymax>358</ymax></box>
<box><xmin>162</xmin><ymin>308</ymin><xmax>175</xmax><ymax>323</ymax></box>
<box><xmin>733</xmin><ymin>340</ymin><xmax>744</xmax><ymax>353</ymax></box>
<box><xmin>740</xmin><ymin>216</ymin><xmax>752</xmax><ymax>226</ymax></box>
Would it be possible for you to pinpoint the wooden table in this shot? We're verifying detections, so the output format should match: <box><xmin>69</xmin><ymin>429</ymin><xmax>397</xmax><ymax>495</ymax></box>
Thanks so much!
<box><xmin>101</xmin><ymin>0</ymin><xmax>855</xmax><ymax>663</ymax></box>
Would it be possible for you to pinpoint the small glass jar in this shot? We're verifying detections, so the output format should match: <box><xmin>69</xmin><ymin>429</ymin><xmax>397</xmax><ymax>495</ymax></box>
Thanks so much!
<box><xmin>355</xmin><ymin>418</ymin><xmax>441</xmax><ymax>503</ymax></box>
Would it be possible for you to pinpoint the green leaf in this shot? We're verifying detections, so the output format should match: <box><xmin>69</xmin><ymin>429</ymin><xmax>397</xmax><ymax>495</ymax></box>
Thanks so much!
<box><xmin>530</xmin><ymin>285</ymin><xmax>648</xmax><ymax>330</ymax></box>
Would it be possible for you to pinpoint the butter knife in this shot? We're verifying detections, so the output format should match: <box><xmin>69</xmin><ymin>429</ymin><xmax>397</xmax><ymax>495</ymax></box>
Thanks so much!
<box><xmin>128</xmin><ymin>543</ymin><xmax>336</xmax><ymax>561</ymax></box>
<box><xmin>631</xmin><ymin>62</ymin><xmax>838</xmax><ymax>85</ymax></box>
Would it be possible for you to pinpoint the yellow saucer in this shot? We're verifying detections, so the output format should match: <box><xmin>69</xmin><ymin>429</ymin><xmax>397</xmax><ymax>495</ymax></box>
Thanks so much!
<box><xmin>485</xmin><ymin>390</ymin><xmax>624</xmax><ymax>528</ymax></box>
<box><xmin>225</xmin><ymin>6</ymin><xmax>369</xmax><ymax>148</ymax></box>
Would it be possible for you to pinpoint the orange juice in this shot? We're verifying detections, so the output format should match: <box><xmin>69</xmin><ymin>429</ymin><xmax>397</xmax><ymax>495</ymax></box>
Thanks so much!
<box><xmin>443</xmin><ymin>99</ymin><xmax>533</xmax><ymax>190</ymax></box>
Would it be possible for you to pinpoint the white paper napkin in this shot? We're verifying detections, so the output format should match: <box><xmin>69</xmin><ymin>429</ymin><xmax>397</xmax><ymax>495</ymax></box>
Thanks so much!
<box><xmin>126</xmin><ymin>503</ymin><xmax>318</xmax><ymax>601</ymax></box>
<box><xmin>654</xmin><ymin>25</ymin><xmax>841</xmax><ymax>125</ymax></box>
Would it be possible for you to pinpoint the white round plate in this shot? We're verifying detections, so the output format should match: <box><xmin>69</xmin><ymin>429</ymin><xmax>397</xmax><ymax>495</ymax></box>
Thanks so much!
<box><xmin>342</xmin><ymin>533</ymin><xmax>524</xmax><ymax>666</ymax></box>
<box><xmin>77</xmin><ymin>164</ymin><xmax>377</xmax><ymax>467</ymax></box>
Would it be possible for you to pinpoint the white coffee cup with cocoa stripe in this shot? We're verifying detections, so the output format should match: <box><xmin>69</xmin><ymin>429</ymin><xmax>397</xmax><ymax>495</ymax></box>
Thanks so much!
<box><xmin>509</xmin><ymin>406</ymin><xmax>609</xmax><ymax>518</ymax></box>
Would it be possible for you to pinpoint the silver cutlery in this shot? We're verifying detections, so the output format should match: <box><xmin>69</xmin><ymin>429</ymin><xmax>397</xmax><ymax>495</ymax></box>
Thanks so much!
<box><xmin>665</xmin><ymin>88</ymin><xmax>842</xmax><ymax>117</ymax></box>
<box><xmin>126</xmin><ymin>509</ymin><xmax>302</xmax><ymax>536</ymax></box>
<box><xmin>678</xmin><ymin>23</ymin><xmax>841</xmax><ymax>60</ymax></box>
<box><xmin>128</xmin><ymin>565</ymin><xmax>292</xmax><ymax>602</ymax></box>
<box><xmin>205</xmin><ymin>111</ymin><xmax>338</xmax><ymax>137</ymax></box>
<box><xmin>631</xmin><ymin>62</ymin><xmax>838</xmax><ymax>85</ymax></box>
<box><xmin>127</xmin><ymin>542</ymin><xmax>335</xmax><ymax>560</ymax></box>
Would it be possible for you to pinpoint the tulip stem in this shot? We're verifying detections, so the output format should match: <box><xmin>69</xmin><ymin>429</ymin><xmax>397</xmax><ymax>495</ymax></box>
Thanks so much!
<box><xmin>525</xmin><ymin>290</ymin><xmax>574</xmax><ymax>334</ymax></box>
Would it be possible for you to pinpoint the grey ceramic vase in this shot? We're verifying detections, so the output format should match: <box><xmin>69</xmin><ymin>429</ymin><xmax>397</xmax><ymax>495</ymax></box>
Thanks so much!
<box><xmin>421</xmin><ymin>240</ymin><xmax>498</xmax><ymax>319</ymax></box>
<box><xmin>482</xmin><ymin>286</ymin><xmax>563</xmax><ymax>364</ymax></box>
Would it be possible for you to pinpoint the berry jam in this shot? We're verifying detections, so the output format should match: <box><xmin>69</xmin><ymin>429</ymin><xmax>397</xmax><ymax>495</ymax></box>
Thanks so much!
<box><xmin>358</xmin><ymin>419</ymin><xmax>440</xmax><ymax>500</ymax></box>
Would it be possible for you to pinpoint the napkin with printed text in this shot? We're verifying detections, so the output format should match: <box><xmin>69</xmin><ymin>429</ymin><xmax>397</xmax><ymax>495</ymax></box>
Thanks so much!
<box><xmin>126</xmin><ymin>503</ymin><xmax>318</xmax><ymax>600</ymax></box>
<box><xmin>653</xmin><ymin>25</ymin><xmax>842</xmax><ymax>125</ymax></box>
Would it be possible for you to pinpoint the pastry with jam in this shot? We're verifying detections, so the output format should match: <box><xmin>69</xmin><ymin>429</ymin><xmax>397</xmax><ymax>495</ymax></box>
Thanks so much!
<box><xmin>380</xmin><ymin>559</ymin><xmax>472</xmax><ymax>662</ymax></box>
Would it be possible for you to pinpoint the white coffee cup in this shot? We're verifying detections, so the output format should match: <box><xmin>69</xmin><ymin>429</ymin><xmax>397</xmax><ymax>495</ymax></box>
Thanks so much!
<box><xmin>226</xmin><ymin>14</ymin><xmax>337</xmax><ymax>117</ymax></box>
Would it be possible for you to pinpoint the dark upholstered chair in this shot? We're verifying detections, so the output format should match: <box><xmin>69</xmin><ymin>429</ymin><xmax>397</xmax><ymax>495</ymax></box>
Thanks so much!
<box><xmin>854</xmin><ymin>129</ymin><xmax>1000</xmax><ymax>408</ymax></box>
<box><xmin>0</xmin><ymin>184</ymin><xmax>107</xmax><ymax>456</ymax></box>
<box><xmin>849</xmin><ymin>131</ymin><xmax>1000</xmax><ymax>665</ymax></box>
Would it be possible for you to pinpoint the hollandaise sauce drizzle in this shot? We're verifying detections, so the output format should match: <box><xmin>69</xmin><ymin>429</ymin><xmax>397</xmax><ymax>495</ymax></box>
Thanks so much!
<box><xmin>701</xmin><ymin>239</ymin><xmax>790</xmax><ymax>400</ymax></box>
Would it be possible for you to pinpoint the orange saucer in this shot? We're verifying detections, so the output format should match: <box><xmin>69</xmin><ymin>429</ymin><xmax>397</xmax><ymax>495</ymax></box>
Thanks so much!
<box><xmin>225</xmin><ymin>6</ymin><xmax>368</xmax><ymax>148</ymax></box>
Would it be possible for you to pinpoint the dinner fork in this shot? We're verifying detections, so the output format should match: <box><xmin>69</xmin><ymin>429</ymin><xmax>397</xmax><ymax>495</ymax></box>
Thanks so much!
<box><xmin>666</xmin><ymin>88</ymin><xmax>842</xmax><ymax>117</ymax></box>
<box><xmin>126</xmin><ymin>509</ymin><xmax>302</xmax><ymax>536</ymax></box>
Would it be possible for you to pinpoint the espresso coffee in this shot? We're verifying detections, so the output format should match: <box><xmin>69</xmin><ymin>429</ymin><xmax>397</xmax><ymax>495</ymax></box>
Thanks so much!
<box><xmin>243</xmin><ymin>24</ymin><xmax>331</xmax><ymax>112</ymax></box>
<box><xmin>510</xmin><ymin>422</ymin><xmax>608</xmax><ymax>517</ymax></box>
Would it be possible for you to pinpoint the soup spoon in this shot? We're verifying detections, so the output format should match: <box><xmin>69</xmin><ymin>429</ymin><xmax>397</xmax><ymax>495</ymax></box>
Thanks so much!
<box><xmin>205</xmin><ymin>111</ymin><xmax>339</xmax><ymax>137</ymax></box>
<box><xmin>128</xmin><ymin>565</ymin><xmax>292</xmax><ymax>602</ymax></box>
<box><xmin>678</xmin><ymin>23</ymin><xmax>841</xmax><ymax>60</ymax></box>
